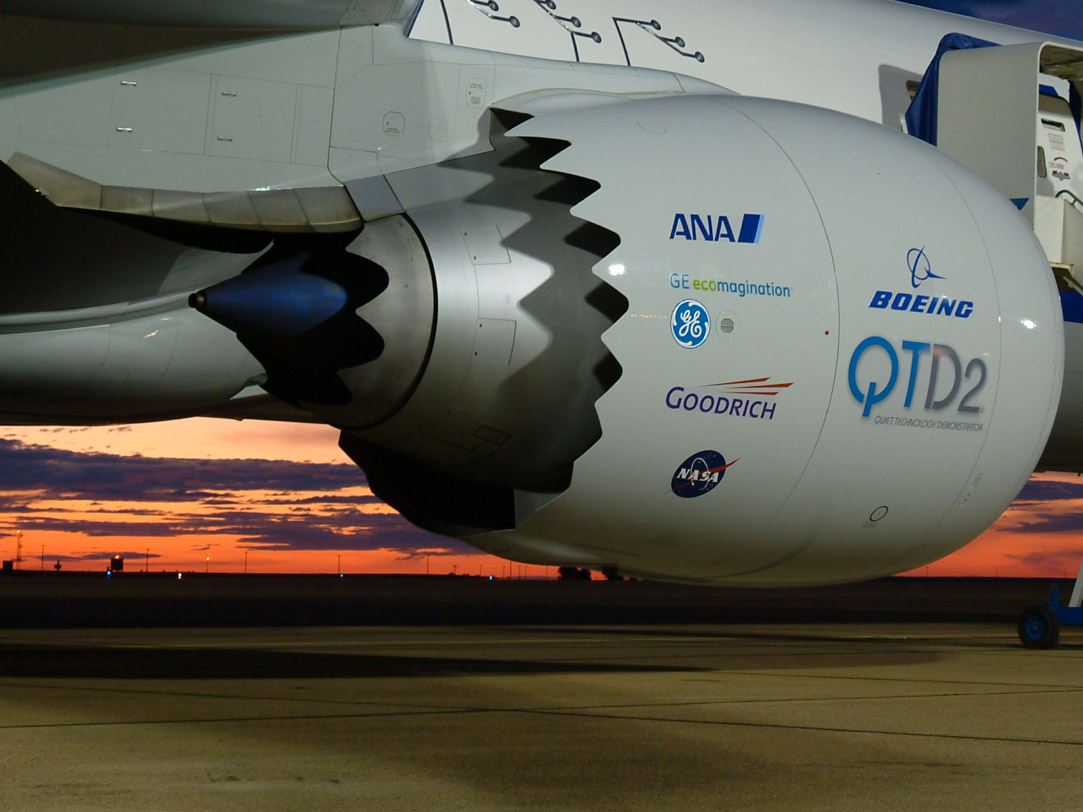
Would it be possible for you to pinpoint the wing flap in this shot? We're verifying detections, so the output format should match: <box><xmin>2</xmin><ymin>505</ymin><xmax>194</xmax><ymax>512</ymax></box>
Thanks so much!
<box><xmin>0</xmin><ymin>0</ymin><xmax>422</xmax><ymax>29</ymax></box>
<box><xmin>7</xmin><ymin>152</ymin><xmax>361</xmax><ymax>233</ymax></box>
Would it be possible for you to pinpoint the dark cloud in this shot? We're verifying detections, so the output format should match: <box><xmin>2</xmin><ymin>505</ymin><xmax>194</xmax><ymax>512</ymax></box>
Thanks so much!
<box><xmin>259</xmin><ymin>494</ymin><xmax>386</xmax><ymax>506</ymax></box>
<box><xmin>77</xmin><ymin>550</ymin><xmax>164</xmax><ymax>562</ymax></box>
<box><xmin>1004</xmin><ymin>548</ymin><xmax>1083</xmax><ymax>569</ymax></box>
<box><xmin>10</xmin><ymin>516</ymin><xmax>211</xmax><ymax>538</ymax></box>
<box><xmin>116</xmin><ymin>507</ymin><xmax>453</xmax><ymax>552</ymax></box>
<box><xmin>999</xmin><ymin>511</ymin><xmax>1083</xmax><ymax>535</ymax></box>
<box><xmin>0</xmin><ymin>438</ymin><xmax>472</xmax><ymax>555</ymax></box>
<box><xmin>1009</xmin><ymin>478</ymin><xmax>1083</xmax><ymax>505</ymax></box>
<box><xmin>0</xmin><ymin>437</ymin><xmax>364</xmax><ymax>501</ymax></box>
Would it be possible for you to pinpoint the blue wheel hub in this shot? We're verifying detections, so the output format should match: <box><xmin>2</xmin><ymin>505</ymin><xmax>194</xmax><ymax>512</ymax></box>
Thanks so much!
<box><xmin>1024</xmin><ymin>616</ymin><xmax>1047</xmax><ymax>640</ymax></box>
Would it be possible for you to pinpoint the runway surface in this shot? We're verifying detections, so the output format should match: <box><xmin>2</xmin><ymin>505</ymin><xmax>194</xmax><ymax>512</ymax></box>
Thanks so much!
<box><xmin>1</xmin><ymin>621</ymin><xmax>1080</xmax><ymax>811</ymax></box>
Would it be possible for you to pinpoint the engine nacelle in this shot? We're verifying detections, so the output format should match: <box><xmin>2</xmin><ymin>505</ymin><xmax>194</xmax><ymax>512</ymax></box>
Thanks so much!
<box><xmin>474</xmin><ymin>95</ymin><xmax>1062</xmax><ymax>584</ymax></box>
<box><xmin>196</xmin><ymin>94</ymin><xmax>1063</xmax><ymax>585</ymax></box>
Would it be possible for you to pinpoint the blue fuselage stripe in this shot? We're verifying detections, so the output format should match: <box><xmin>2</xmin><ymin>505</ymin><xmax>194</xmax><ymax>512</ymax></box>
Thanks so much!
<box><xmin>1061</xmin><ymin>290</ymin><xmax>1083</xmax><ymax>324</ymax></box>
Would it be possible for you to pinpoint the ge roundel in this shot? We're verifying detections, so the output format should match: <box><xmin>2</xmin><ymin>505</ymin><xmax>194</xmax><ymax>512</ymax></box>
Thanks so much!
<box><xmin>671</xmin><ymin>299</ymin><xmax>711</xmax><ymax>349</ymax></box>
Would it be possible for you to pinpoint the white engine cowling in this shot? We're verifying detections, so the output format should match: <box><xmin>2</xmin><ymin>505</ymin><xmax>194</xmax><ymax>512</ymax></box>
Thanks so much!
<box><xmin>457</xmin><ymin>94</ymin><xmax>1063</xmax><ymax>585</ymax></box>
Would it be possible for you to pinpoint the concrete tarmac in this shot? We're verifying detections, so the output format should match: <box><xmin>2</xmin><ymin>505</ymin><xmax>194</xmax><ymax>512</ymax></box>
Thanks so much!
<box><xmin>0</xmin><ymin>622</ymin><xmax>1080</xmax><ymax>812</ymax></box>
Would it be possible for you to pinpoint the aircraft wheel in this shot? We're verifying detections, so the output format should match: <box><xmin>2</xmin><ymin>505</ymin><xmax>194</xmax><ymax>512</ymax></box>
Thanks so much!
<box><xmin>1017</xmin><ymin>605</ymin><xmax>1060</xmax><ymax>649</ymax></box>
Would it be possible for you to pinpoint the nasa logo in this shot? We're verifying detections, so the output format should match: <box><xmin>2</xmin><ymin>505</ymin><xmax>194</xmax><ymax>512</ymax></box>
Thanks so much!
<box><xmin>669</xmin><ymin>213</ymin><xmax>764</xmax><ymax>243</ymax></box>
<box><xmin>848</xmin><ymin>335</ymin><xmax>987</xmax><ymax>418</ymax></box>
<box><xmin>671</xmin><ymin>450</ymin><xmax>737</xmax><ymax>498</ymax></box>
<box><xmin>671</xmin><ymin>299</ymin><xmax>711</xmax><ymax>348</ymax></box>
<box><xmin>868</xmin><ymin>247</ymin><xmax>973</xmax><ymax>318</ymax></box>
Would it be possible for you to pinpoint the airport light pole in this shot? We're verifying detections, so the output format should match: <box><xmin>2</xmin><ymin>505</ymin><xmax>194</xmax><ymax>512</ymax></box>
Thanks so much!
<box><xmin>14</xmin><ymin>529</ymin><xmax>22</xmax><ymax>570</ymax></box>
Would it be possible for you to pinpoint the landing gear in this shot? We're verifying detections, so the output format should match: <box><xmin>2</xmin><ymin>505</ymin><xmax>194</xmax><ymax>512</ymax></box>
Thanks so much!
<box><xmin>1017</xmin><ymin>604</ymin><xmax>1060</xmax><ymax>649</ymax></box>
<box><xmin>1016</xmin><ymin>558</ymin><xmax>1083</xmax><ymax>648</ymax></box>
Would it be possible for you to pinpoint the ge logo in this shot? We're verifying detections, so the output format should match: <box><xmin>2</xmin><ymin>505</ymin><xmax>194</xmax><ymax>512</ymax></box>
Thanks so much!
<box><xmin>671</xmin><ymin>299</ymin><xmax>711</xmax><ymax>349</ymax></box>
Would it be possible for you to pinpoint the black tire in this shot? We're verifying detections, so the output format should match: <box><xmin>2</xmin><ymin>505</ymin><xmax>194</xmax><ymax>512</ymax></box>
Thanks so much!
<box><xmin>1017</xmin><ymin>605</ymin><xmax>1060</xmax><ymax>649</ymax></box>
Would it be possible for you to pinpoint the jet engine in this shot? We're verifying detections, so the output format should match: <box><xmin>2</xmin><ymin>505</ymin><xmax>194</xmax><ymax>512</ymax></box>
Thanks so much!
<box><xmin>194</xmin><ymin>94</ymin><xmax>1063</xmax><ymax>585</ymax></box>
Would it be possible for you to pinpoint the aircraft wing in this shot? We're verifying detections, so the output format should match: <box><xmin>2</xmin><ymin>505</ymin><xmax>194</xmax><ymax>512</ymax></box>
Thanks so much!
<box><xmin>0</xmin><ymin>0</ymin><xmax>421</xmax><ymax>29</ymax></box>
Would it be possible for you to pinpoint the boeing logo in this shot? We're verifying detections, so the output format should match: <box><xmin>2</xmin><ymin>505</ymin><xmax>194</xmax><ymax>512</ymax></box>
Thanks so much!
<box><xmin>907</xmin><ymin>246</ymin><xmax>944</xmax><ymax>288</ymax></box>
<box><xmin>869</xmin><ymin>291</ymin><xmax>973</xmax><ymax>318</ymax></box>
<box><xmin>671</xmin><ymin>450</ymin><xmax>737</xmax><ymax>498</ymax></box>
<box><xmin>669</xmin><ymin>213</ymin><xmax>764</xmax><ymax>243</ymax></box>
<box><xmin>848</xmin><ymin>336</ymin><xmax>987</xmax><ymax>419</ymax></box>
<box><xmin>870</xmin><ymin>247</ymin><xmax>972</xmax><ymax>318</ymax></box>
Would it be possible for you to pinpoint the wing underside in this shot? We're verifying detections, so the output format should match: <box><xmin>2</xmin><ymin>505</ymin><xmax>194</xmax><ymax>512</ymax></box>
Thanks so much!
<box><xmin>0</xmin><ymin>0</ymin><xmax>422</xmax><ymax>29</ymax></box>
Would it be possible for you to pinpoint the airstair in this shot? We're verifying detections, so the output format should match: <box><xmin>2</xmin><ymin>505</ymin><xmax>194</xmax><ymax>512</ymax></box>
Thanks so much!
<box><xmin>906</xmin><ymin>37</ymin><xmax>1083</xmax><ymax>289</ymax></box>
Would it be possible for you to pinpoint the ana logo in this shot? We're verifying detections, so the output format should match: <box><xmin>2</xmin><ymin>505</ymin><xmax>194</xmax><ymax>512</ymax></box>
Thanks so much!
<box><xmin>669</xmin><ymin>213</ymin><xmax>764</xmax><ymax>243</ymax></box>
<box><xmin>848</xmin><ymin>336</ymin><xmax>987</xmax><ymax>419</ymax></box>
<box><xmin>671</xmin><ymin>450</ymin><xmax>737</xmax><ymax>498</ymax></box>
<box><xmin>868</xmin><ymin>247</ymin><xmax>972</xmax><ymax>319</ymax></box>
<box><xmin>671</xmin><ymin>299</ymin><xmax>711</xmax><ymax>348</ymax></box>
<box><xmin>907</xmin><ymin>246</ymin><xmax>944</xmax><ymax>288</ymax></box>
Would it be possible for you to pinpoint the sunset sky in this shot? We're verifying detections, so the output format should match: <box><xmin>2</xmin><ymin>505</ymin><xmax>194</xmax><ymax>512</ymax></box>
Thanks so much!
<box><xmin>0</xmin><ymin>421</ymin><xmax>510</xmax><ymax>576</ymax></box>
<box><xmin>2</xmin><ymin>0</ymin><xmax>1083</xmax><ymax>579</ymax></box>
<box><xmin>2</xmin><ymin>417</ymin><xmax>1083</xmax><ymax>579</ymax></box>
